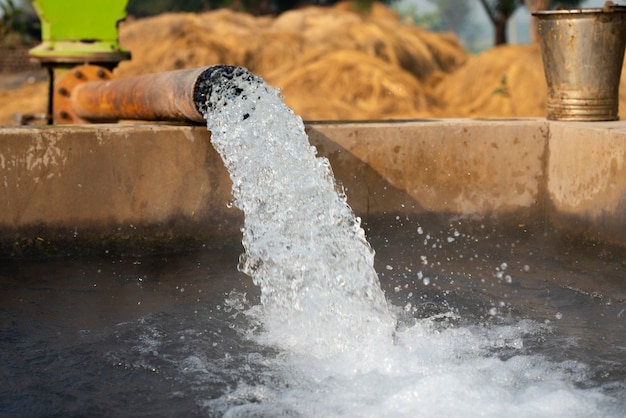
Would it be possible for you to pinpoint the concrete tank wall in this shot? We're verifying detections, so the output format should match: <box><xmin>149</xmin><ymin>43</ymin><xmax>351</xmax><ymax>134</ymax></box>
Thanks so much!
<box><xmin>546</xmin><ymin>121</ymin><xmax>626</xmax><ymax>245</ymax></box>
<box><xmin>307</xmin><ymin>120</ymin><xmax>547</xmax><ymax>219</ymax></box>
<box><xmin>0</xmin><ymin>119</ymin><xmax>624</xmax><ymax>256</ymax></box>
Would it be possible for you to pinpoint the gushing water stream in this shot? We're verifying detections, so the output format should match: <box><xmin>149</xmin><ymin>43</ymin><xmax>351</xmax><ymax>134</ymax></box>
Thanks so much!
<box><xmin>201</xmin><ymin>66</ymin><xmax>395</xmax><ymax>359</ymax></box>
<box><xmin>197</xmin><ymin>66</ymin><xmax>622</xmax><ymax>417</ymax></box>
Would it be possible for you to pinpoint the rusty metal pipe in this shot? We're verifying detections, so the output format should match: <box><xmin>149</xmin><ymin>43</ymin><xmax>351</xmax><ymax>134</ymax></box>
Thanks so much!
<box><xmin>70</xmin><ymin>65</ymin><xmax>237</xmax><ymax>123</ymax></box>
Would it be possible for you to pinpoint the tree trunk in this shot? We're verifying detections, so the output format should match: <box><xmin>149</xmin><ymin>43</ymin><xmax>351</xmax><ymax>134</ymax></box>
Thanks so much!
<box><xmin>525</xmin><ymin>0</ymin><xmax>550</xmax><ymax>44</ymax></box>
<box><xmin>494</xmin><ymin>12</ymin><xmax>508</xmax><ymax>45</ymax></box>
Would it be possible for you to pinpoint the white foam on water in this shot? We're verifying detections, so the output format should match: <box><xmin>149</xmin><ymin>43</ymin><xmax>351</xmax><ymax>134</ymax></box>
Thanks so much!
<box><xmin>200</xmin><ymin>309</ymin><xmax>620</xmax><ymax>417</ymax></box>
<box><xmin>202</xmin><ymin>67</ymin><xmax>622</xmax><ymax>417</ymax></box>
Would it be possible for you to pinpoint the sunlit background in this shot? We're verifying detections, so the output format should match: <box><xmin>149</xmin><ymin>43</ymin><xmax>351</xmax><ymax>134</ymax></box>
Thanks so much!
<box><xmin>0</xmin><ymin>0</ymin><xmax>622</xmax><ymax>124</ymax></box>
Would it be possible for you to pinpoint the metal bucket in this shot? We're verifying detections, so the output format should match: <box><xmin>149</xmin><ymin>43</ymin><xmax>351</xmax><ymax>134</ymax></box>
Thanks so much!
<box><xmin>533</xmin><ymin>4</ymin><xmax>626</xmax><ymax>121</ymax></box>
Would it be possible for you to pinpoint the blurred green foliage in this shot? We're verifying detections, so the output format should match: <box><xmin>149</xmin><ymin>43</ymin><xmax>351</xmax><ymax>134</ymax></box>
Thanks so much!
<box><xmin>1</xmin><ymin>0</ymin><xmax>39</xmax><ymax>44</ymax></box>
<box><xmin>125</xmin><ymin>0</ymin><xmax>396</xmax><ymax>17</ymax></box>
<box><xmin>126</xmin><ymin>0</ymin><xmax>344</xmax><ymax>16</ymax></box>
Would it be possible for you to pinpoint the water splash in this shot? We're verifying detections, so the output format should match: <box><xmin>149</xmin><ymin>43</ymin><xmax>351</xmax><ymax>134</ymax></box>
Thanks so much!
<box><xmin>202</xmin><ymin>66</ymin><xmax>395</xmax><ymax>358</ymax></box>
<box><xmin>200</xmin><ymin>66</ymin><xmax>623</xmax><ymax>416</ymax></box>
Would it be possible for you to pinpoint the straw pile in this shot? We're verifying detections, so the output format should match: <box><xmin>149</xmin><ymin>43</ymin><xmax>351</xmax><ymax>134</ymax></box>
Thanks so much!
<box><xmin>0</xmin><ymin>77</ymin><xmax>47</xmax><ymax>125</ymax></box>
<box><xmin>3</xmin><ymin>2</ymin><xmax>626</xmax><ymax>124</ymax></box>
<box><xmin>115</xmin><ymin>2</ymin><xmax>467</xmax><ymax>120</ymax></box>
<box><xmin>433</xmin><ymin>44</ymin><xmax>547</xmax><ymax>118</ymax></box>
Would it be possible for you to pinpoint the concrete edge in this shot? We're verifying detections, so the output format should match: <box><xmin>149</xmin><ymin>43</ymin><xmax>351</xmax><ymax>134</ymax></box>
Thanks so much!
<box><xmin>1</xmin><ymin>118</ymin><xmax>625</xmax><ymax>257</ymax></box>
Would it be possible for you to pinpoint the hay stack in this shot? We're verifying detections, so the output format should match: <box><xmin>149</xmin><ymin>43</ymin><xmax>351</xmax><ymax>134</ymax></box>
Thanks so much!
<box><xmin>433</xmin><ymin>44</ymin><xmax>547</xmax><ymax>118</ymax></box>
<box><xmin>271</xmin><ymin>49</ymin><xmax>437</xmax><ymax>120</ymax></box>
<box><xmin>116</xmin><ymin>10</ymin><xmax>269</xmax><ymax>76</ymax></box>
<box><xmin>265</xmin><ymin>4</ymin><xmax>466</xmax><ymax>80</ymax></box>
<box><xmin>0</xmin><ymin>80</ymin><xmax>47</xmax><ymax>125</ymax></box>
<box><xmin>117</xmin><ymin>2</ymin><xmax>468</xmax><ymax>120</ymax></box>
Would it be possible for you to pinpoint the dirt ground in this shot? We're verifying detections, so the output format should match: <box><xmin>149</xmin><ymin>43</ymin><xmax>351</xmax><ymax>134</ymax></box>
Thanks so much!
<box><xmin>1</xmin><ymin>2</ymin><xmax>625</xmax><ymax>125</ymax></box>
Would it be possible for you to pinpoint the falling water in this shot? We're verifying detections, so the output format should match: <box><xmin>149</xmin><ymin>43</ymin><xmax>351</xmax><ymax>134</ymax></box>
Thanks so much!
<box><xmin>199</xmin><ymin>66</ymin><xmax>395</xmax><ymax>359</ymax></box>
<box><xmin>198</xmin><ymin>66</ymin><xmax>623</xmax><ymax>417</ymax></box>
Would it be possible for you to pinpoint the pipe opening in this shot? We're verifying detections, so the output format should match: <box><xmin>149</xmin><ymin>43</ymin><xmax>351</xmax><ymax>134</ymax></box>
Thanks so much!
<box><xmin>193</xmin><ymin>65</ymin><xmax>263</xmax><ymax>118</ymax></box>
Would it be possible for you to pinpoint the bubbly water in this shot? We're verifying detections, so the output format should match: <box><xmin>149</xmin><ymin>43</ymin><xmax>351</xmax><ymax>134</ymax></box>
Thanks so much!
<box><xmin>201</xmin><ymin>66</ymin><xmax>395</xmax><ymax>359</ymax></box>
<box><xmin>199</xmin><ymin>67</ymin><xmax>622</xmax><ymax>417</ymax></box>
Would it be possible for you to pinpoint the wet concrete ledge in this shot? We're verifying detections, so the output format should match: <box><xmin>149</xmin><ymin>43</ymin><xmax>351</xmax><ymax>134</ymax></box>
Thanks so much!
<box><xmin>0</xmin><ymin>119</ymin><xmax>625</xmax><ymax>257</ymax></box>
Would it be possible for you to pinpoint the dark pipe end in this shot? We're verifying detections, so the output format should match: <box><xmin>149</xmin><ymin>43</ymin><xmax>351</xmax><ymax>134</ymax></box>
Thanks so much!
<box><xmin>193</xmin><ymin>65</ymin><xmax>262</xmax><ymax>119</ymax></box>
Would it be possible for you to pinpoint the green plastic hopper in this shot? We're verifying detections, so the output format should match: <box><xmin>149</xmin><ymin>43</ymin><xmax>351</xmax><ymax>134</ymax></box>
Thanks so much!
<box><xmin>29</xmin><ymin>0</ymin><xmax>130</xmax><ymax>64</ymax></box>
